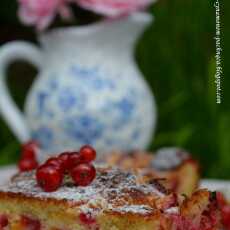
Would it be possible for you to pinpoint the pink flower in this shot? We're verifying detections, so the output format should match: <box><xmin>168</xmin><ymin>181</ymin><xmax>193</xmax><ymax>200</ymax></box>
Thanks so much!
<box><xmin>77</xmin><ymin>0</ymin><xmax>154</xmax><ymax>17</ymax></box>
<box><xmin>18</xmin><ymin>0</ymin><xmax>72</xmax><ymax>30</ymax></box>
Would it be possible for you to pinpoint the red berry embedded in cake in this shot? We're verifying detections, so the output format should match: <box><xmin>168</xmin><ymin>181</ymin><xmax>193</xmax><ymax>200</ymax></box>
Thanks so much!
<box><xmin>80</xmin><ymin>145</ymin><xmax>96</xmax><ymax>163</ymax></box>
<box><xmin>71</xmin><ymin>164</ymin><xmax>96</xmax><ymax>186</ymax></box>
<box><xmin>36</xmin><ymin>165</ymin><xmax>63</xmax><ymax>192</ymax></box>
<box><xmin>19</xmin><ymin>158</ymin><xmax>38</xmax><ymax>172</ymax></box>
<box><xmin>216</xmin><ymin>192</ymin><xmax>230</xmax><ymax>230</ymax></box>
<box><xmin>0</xmin><ymin>214</ymin><xmax>8</xmax><ymax>228</ymax></box>
<box><xmin>222</xmin><ymin>205</ymin><xmax>230</xmax><ymax>229</ymax></box>
<box><xmin>21</xmin><ymin>216</ymin><xmax>41</xmax><ymax>230</ymax></box>
<box><xmin>216</xmin><ymin>191</ymin><xmax>227</xmax><ymax>207</ymax></box>
<box><xmin>79</xmin><ymin>212</ymin><xmax>96</xmax><ymax>225</ymax></box>
<box><xmin>68</xmin><ymin>152</ymin><xmax>83</xmax><ymax>169</ymax></box>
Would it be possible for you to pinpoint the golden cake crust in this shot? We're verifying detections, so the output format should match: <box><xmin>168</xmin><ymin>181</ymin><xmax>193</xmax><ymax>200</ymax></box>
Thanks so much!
<box><xmin>101</xmin><ymin>148</ymin><xmax>200</xmax><ymax>196</ymax></box>
<box><xmin>0</xmin><ymin>167</ymin><xmax>221</xmax><ymax>230</ymax></box>
<box><xmin>0</xmin><ymin>167</ymin><xmax>168</xmax><ymax>216</ymax></box>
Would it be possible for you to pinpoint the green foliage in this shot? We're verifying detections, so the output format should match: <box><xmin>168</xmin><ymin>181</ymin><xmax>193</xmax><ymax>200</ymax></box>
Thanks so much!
<box><xmin>136</xmin><ymin>0</ymin><xmax>229</xmax><ymax>178</ymax></box>
<box><xmin>0</xmin><ymin>0</ymin><xmax>229</xmax><ymax>178</ymax></box>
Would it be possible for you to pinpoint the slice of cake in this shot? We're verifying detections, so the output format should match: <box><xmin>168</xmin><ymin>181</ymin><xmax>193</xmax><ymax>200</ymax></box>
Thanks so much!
<box><xmin>216</xmin><ymin>192</ymin><xmax>230</xmax><ymax>230</ymax></box>
<box><xmin>0</xmin><ymin>167</ymin><xmax>221</xmax><ymax>230</ymax></box>
<box><xmin>102</xmin><ymin>147</ymin><xmax>200</xmax><ymax>196</ymax></box>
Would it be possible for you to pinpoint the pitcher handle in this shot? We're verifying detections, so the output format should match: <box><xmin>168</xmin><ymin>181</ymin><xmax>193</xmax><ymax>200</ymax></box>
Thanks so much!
<box><xmin>0</xmin><ymin>41</ymin><xmax>42</xmax><ymax>143</ymax></box>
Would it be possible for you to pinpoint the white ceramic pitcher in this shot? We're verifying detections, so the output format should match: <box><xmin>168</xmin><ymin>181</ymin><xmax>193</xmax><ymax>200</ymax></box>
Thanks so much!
<box><xmin>0</xmin><ymin>13</ymin><xmax>156</xmax><ymax>155</ymax></box>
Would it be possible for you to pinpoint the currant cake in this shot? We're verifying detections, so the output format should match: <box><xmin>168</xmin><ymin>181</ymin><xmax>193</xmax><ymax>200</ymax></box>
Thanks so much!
<box><xmin>0</xmin><ymin>166</ymin><xmax>222</xmax><ymax>230</ymax></box>
<box><xmin>102</xmin><ymin>147</ymin><xmax>200</xmax><ymax>196</ymax></box>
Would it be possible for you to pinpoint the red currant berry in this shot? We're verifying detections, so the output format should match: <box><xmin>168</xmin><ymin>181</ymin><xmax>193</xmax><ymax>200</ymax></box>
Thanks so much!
<box><xmin>18</xmin><ymin>158</ymin><xmax>38</xmax><ymax>172</ymax></box>
<box><xmin>58</xmin><ymin>152</ymin><xmax>72</xmax><ymax>170</ymax></box>
<box><xmin>22</xmin><ymin>140</ymin><xmax>39</xmax><ymax>150</ymax></box>
<box><xmin>69</xmin><ymin>152</ymin><xmax>83</xmax><ymax>169</ymax></box>
<box><xmin>45</xmin><ymin>157</ymin><xmax>64</xmax><ymax>173</ymax></box>
<box><xmin>71</xmin><ymin>164</ymin><xmax>96</xmax><ymax>186</ymax></box>
<box><xmin>222</xmin><ymin>205</ymin><xmax>230</xmax><ymax>229</ymax></box>
<box><xmin>21</xmin><ymin>216</ymin><xmax>41</xmax><ymax>230</ymax></box>
<box><xmin>217</xmin><ymin>192</ymin><xmax>227</xmax><ymax>207</ymax></box>
<box><xmin>0</xmin><ymin>215</ymin><xmax>8</xmax><ymax>228</ymax></box>
<box><xmin>21</xmin><ymin>141</ymin><xmax>39</xmax><ymax>160</ymax></box>
<box><xmin>36</xmin><ymin>165</ymin><xmax>63</xmax><ymax>192</ymax></box>
<box><xmin>79</xmin><ymin>145</ymin><xmax>96</xmax><ymax>163</ymax></box>
<box><xmin>21</xmin><ymin>149</ymin><xmax>36</xmax><ymax>160</ymax></box>
<box><xmin>79</xmin><ymin>212</ymin><xmax>96</xmax><ymax>225</ymax></box>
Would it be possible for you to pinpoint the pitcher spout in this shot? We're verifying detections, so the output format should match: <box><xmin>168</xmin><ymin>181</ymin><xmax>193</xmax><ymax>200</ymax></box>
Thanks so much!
<box><xmin>101</xmin><ymin>12</ymin><xmax>153</xmax><ymax>53</ymax></box>
<box><xmin>105</xmin><ymin>12</ymin><xmax>153</xmax><ymax>49</ymax></box>
<box><xmin>39</xmin><ymin>12</ymin><xmax>153</xmax><ymax>59</ymax></box>
<box><xmin>127</xmin><ymin>12</ymin><xmax>153</xmax><ymax>39</ymax></box>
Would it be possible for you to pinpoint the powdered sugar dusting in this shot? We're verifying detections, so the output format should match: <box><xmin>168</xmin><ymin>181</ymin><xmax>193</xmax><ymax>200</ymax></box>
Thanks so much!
<box><xmin>110</xmin><ymin>205</ymin><xmax>154</xmax><ymax>214</ymax></box>
<box><xmin>164</xmin><ymin>207</ymin><xmax>179</xmax><ymax>214</ymax></box>
<box><xmin>151</xmin><ymin>147</ymin><xmax>189</xmax><ymax>171</ymax></box>
<box><xmin>0</xmin><ymin>167</ymin><xmax>167</xmax><ymax>215</ymax></box>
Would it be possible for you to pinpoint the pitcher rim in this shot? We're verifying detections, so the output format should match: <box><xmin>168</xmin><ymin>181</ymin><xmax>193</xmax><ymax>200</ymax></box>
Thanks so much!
<box><xmin>39</xmin><ymin>12</ymin><xmax>152</xmax><ymax>40</ymax></box>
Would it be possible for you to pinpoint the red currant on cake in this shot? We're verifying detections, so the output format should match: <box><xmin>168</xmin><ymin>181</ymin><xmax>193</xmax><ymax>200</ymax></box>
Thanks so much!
<box><xmin>79</xmin><ymin>212</ymin><xmax>96</xmax><ymax>225</ymax></box>
<box><xmin>22</xmin><ymin>140</ymin><xmax>39</xmax><ymax>149</ymax></box>
<box><xmin>19</xmin><ymin>158</ymin><xmax>38</xmax><ymax>172</ymax></box>
<box><xmin>21</xmin><ymin>216</ymin><xmax>41</xmax><ymax>230</ymax></box>
<box><xmin>222</xmin><ymin>205</ymin><xmax>230</xmax><ymax>229</ymax></box>
<box><xmin>45</xmin><ymin>157</ymin><xmax>64</xmax><ymax>173</ymax></box>
<box><xmin>18</xmin><ymin>140</ymin><xmax>39</xmax><ymax>172</ymax></box>
<box><xmin>36</xmin><ymin>165</ymin><xmax>63</xmax><ymax>192</ymax></box>
<box><xmin>58</xmin><ymin>152</ymin><xmax>72</xmax><ymax>171</ymax></box>
<box><xmin>35</xmin><ymin>146</ymin><xmax>97</xmax><ymax>192</ymax></box>
<box><xmin>71</xmin><ymin>163</ymin><xmax>96</xmax><ymax>186</ymax></box>
<box><xmin>68</xmin><ymin>152</ymin><xmax>83</xmax><ymax>169</ymax></box>
<box><xmin>217</xmin><ymin>192</ymin><xmax>230</xmax><ymax>229</ymax></box>
<box><xmin>0</xmin><ymin>214</ymin><xmax>8</xmax><ymax>228</ymax></box>
<box><xmin>21</xmin><ymin>140</ymin><xmax>39</xmax><ymax>159</ymax></box>
<box><xmin>80</xmin><ymin>145</ymin><xmax>96</xmax><ymax>163</ymax></box>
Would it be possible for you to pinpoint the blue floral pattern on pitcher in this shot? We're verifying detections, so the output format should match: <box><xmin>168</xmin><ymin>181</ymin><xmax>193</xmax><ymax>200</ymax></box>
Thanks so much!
<box><xmin>70</xmin><ymin>66</ymin><xmax>116</xmax><ymax>90</ymax></box>
<box><xmin>58</xmin><ymin>87</ymin><xmax>86</xmax><ymax>112</ymax></box>
<box><xmin>27</xmin><ymin>63</ymin><xmax>155</xmax><ymax>154</ymax></box>
<box><xmin>63</xmin><ymin>115</ymin><xmax>104</xmax><ymax>144</ymax></box>
<box><xmin>32</xmin><ymin>126</ymin><xmax>54</xmax><ymax>150</ymax></box>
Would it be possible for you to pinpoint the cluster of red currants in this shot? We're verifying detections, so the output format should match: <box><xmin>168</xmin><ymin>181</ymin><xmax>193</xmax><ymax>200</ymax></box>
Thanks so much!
<box><xmin>18</xmin><ymin>141</ymin><xmax>39</xmax><ymax>172</ymax></box>
<box><xmin>36</xmin><ymin>145</ymin><xmax>97</xmax><ymax>192</ymax></box>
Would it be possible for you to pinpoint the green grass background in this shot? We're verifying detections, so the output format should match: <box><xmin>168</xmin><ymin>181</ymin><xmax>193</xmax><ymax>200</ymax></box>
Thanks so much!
<box><xmin>0</xmin><ymin>0</ymin><xmax>229</xmax><ymax>178</ymax></box>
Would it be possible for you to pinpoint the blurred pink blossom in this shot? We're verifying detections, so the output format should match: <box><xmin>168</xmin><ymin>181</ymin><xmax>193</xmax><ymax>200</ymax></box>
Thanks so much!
<box><xmin>18</xmin><ymin>0</ymin><xmax>154</xmax><ymax>30</ymax></box>
<box><xmin>76</xmin><ymin>0</ymin><xmax>154</xmax><ymax>17</ymax></box>
<box><xmin>18</xmin><ymin>0</ymin><xmax>72</xmax><ymax>30</ymax></box>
